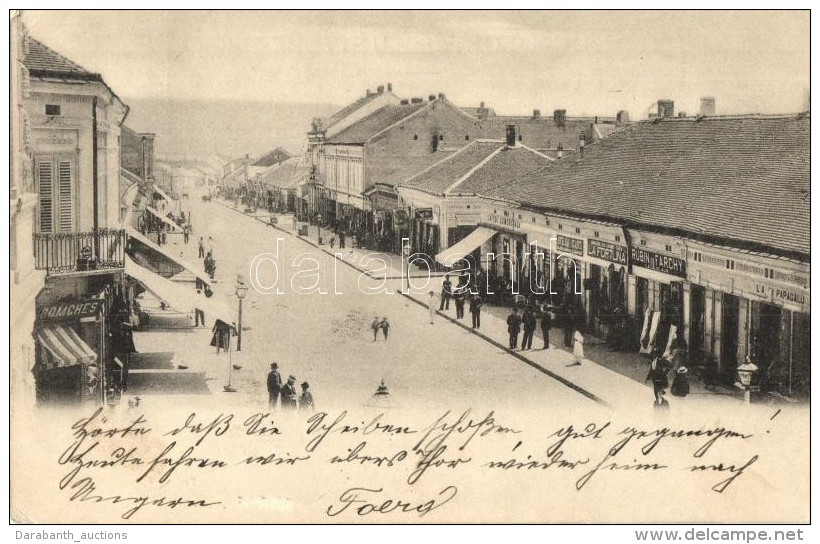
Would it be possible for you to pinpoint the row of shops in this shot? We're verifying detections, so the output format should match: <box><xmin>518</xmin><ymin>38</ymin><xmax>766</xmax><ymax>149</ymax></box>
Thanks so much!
<box><xmin>424</xmin><ymin>204</ymin><xmax>809</xmax><ymax>398</ymax></box>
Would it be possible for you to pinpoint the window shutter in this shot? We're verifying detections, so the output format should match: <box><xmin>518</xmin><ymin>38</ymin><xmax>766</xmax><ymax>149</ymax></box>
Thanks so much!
<box><xmin>57</xmin><ymin>160</ymin><xmax>73</xmax><ymax>232</ymax></box>
<box><xmin>37</xmin><ymin>160</ymin><xmax>54</xmax><ymax>233</ymax></box>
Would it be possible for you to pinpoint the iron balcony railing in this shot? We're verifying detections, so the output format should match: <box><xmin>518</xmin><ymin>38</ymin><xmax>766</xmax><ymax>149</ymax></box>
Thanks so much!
<box><xmin>34</xmin><ymin>228</ymin><xmax>126</xmax><ymax>275</ymax></box>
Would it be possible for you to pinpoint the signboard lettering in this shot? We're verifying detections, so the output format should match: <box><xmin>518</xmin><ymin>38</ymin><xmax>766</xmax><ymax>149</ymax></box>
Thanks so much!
<box><xmin>39</xmin><ymin>300</ymin><xmax>102</xmax><ymax>322</ymax></box>
<box><xmin>556</xmin><ymin>235</ymin><xmax>584</xmax><ymax>257</ymax></box>
<box><xmin>587</xmin><ymin>239</ymin><xmax>628</xmax><ymax>265</ymax></box>
<box><xmin>630</xmin><ymin>247</ymin><xmax>686</xmax><ymax>277</ymax></box>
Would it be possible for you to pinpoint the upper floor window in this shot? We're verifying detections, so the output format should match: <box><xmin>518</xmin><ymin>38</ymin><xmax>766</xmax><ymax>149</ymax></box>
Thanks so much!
<box><xmin>36</xmin><ymin>154</ymin><xmax>75</xmax><ymax>233</ymax></box>
<box><xmin>45</xmin><ymin>104</ymin><xmax>61</xmax><ymax>116</ymax></box>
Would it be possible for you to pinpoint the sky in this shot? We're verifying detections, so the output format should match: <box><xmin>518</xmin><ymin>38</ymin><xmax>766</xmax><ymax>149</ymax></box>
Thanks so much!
<box><xmin>22</xmin><ymin>10</ymin><xmax>810</xmax><ymax>123</ymax></box>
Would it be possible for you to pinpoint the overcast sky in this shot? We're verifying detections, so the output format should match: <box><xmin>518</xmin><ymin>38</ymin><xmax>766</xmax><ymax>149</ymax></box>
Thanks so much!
<box><xmin>22</xmin><ymin>10</ymin><xmax>809</xmax><ymax>118</ymax></box>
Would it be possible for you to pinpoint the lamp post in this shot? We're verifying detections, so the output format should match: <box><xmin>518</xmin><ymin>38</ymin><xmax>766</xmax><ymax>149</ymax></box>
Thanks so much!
<box><xmin>316</xmin><ymin>213</ymin><xmax>323</xmax><ymax>245</ymax></box>
<box><xmin>736</xmin><ymin>356</ymin><xmax>758</xmax><ymax>405</ymax></box>
<box><xmin>235</xmin><ymin>280</ymin><xmax>249</xmax><ymax>351</ymax></box>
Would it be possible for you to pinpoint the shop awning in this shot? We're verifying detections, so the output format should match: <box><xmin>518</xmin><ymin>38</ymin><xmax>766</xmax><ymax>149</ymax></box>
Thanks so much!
<box><xmin>435</xmin><ymin>226</ymin><xmax>497</xmax><ymax>267</ymax></box>
<box><xmin>154</xmin><ymin>186</ymin><xmax>174</xmax><ymax>202</ymax></box>
<box><xmin>126</xmin><ymin>226</ymin><xmax>212</xmax><ymax>288</ymax></box>
<box><xmin>36</xmin><ymin>325</ymin><xmax>98</xmax><ymax>367</ymax></box>
<box><xmin>125</xmin><ymin>256</ymin><xmax>236</xmax><ymax>324</ymax></box>
<box><xmin>145</xmin><ymin>206</ymin><xmax>180</xmax><ymax>231</ymax></box>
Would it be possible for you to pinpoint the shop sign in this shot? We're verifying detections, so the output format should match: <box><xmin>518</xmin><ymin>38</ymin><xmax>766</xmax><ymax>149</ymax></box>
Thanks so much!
<box><xmin>630</xmin><ymin>247</ymin><xmax>686</xmax><ymax>278</ymax></box>
<box><xmin>587</xmin><ymin>239</ymin><xmax>628</xmax><ymax>265</ymax></box>
<box><xmin>393</xmin><ymin>209</ymin><xmax>409</xmax><ymax>228</ymax></box>
<box><xmin>370</xmin><ymin>191</ymin><xmax>398</xmax><ymax>211</ymax></box>
<box><xmin>39</xmin><ymin>300</ymin><xmax>102</xmax><ymax>322</ymax></box>
<box><xmin>556</xmin><ymin>235</ymin><xmax>584</xmax><ymax>257</ymax></box>
<box><xmin>486</xmin><ymin>214</ymin><xmax>520</xmax><ymax>230</ymax></box>
<box><xmin>755</xmin><ymin>283</ymin><xmax>808</xmax><ymax>306</ymax></box>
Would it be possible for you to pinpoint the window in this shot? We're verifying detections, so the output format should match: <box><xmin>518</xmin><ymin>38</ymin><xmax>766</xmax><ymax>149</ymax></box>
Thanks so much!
<box><xmin>518</xmin><ymin>214</ymin><xmax>522</xmax><ymax>220</ymax></box>
<box><xmin>640</xmin><ymin>239</ymin><xmax>647</xmax><ymax>246</ymax></box>
<box><xmin>36</xmin><ymin>155</ymin><xmax>75</xmax><ymax>233</ymax></box>
<box><xmin>531</xmin><ymin>217</ymin><xmax>536</xmax><ymax>223</ymax></box>
<box><xmin>594</xmin><ymin>230</ymin><xmax>600</xmax><ymax>238</ymax></box>
<box><xmin>518</xmin><ymin>134</ymin><xmax>523</xmax><ymax>142</ymax></box>
<box><xmin>615</xmin><ymin>235</ymin><xmax>621</xmax><ymax>242</ymax></box>
<box><xmin>439</xmin><ymin>134</ymin><xmax>444</xmax><ymax>141</ymax></box>
<box><xmin>465</xmin><ymin>135</ymin><xmax>470</xmax><ymax>141</ymax></box>
<box><xmin>665</xmin><ymin>244</ymin><xmax>673</xmax><ymax>253</ymax></box>
<box><xmin>575</xmin><ymin>227</ymin><xmax>580</xmax><ymax>234</ymax></box>
<box><xmin>558</xmin><ymin>223</ymin><xmax>563</xmax><ymax>230</ymax></box>
<box><xmin>692</xmin><ymin>251</ymin><xmax>702</xmax><ymax>262</ymax></box>
<box><xmin>413</xmin><ymin>134</ymin><xmax>418</xmax><ymax>140</ymax></box>
<box><xmin>45</xmin><ymin>104</ymin><xmax>61</xmax><ymax>116</ymax></box>
<box><xmin>466</xmin><ymin>204</ymin><xmax>471</xmax><ymax>209</ymax></box>
<box><xmin>726</xmin><ymin>259</ymin><xmax>735</xmax><ymax>270</ymax></box>
<box><xmin>545</xmin><ymin>218</ymin><xmax>550</xmax><ymax>226</ymax></box>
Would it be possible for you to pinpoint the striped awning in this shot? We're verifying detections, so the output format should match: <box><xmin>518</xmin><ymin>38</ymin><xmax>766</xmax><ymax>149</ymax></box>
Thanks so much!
<box><xmin>126</xmin><ymin>226</ymin><xmax>212</xmax><ymax>288</ymax></box>
<box><xmin>154</xmin><ymin>186</ymin><xmax>174</xmax><ymax>202</ymax></box>
<box><xmin>36</xmin><ymin>325</ymin><xmax>98</xmax><ymax>367</ymax></box>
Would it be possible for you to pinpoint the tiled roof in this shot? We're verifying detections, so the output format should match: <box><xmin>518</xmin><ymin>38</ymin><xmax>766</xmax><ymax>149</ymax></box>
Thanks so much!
<box><xmin>259</xmin><ymin>158</ymin><xmax>307</xmax><ymax>189</ymax></box>
<box><xmin>252</xmin><ymin>147</ymin><xmax>292</xmax><ymax>167</ymax></box>
<box><xmin>326</xmin><ymin>103</ymin><xmax>429</xmax><ymax>145</ymax></box>
<box><xmin>398</xmin><ymin>140</ymin><xmax>552</xmax><ymax>197</ymax></box>
<box><xmin>486</xmin><ymin>115</ymin><xmax>810</xmax><ymax>258</ymax></box>
<box><xmin>329</xmin><ymin>92</ymin><xmax>382</xmax><ymax>122</ymax></box>
<box><xmin>399</xmin><ymin>141</ymin><xmax>502</xmax><ymax>194</ymax></box>
<box><xmin>24</xmin><ymin>37</ymin><xmax>97</xmax><ymax>79</ymax></box>
<box><xmin>365</xmin><ymin>150</ymin><xmax>457</xmax><ymax>189</ymax></box>
<box><xmin>452</xmin><ymin>145</ymin><xmax>552</xmax><ymax>196</ymax></box>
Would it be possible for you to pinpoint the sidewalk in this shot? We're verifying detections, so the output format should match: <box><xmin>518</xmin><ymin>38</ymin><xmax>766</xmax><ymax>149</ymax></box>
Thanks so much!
<box><xmin>213</xmin><ymin>197</ymin><xmax>752</xmax><ymax>411</ymax></box>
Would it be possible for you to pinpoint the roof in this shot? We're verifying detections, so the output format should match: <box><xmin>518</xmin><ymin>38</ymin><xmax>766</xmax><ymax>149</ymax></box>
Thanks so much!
<box><xmin>326</xmin><ymin>102</ymin><xmax>429</xmax><ymax>145</ymax></box>
<box><xmin>399</xmin><ymin>140</ymin><xmax>551</xmax><ymax>196</ymax></box>
<box><xmin>259</xmin><ymin>158</ymin><xmax>308</xmax><ymax>189</ymax></box>
<box><xmin>329</xmin><ymin>92</ymin><xmax>384</xmax><ymax>122</ymax></box>
<box><xmin>485</xmin><ymin>115</ymin><xmax>810</xmax><ymax>258</ymax></box>
<box><xmin>23</xmin><ymin>36</ymin><xmax>99</xmax><ymax>80</ymax></box>
<box><xmin>252</xmin><ymin>147</ymin><xmax>292</xmax><ymax>167</ymax></box>
<box><xmin>461</xmin><ymin>106</ymin><xmax>497</xmax><ymax>117</ymax></box>
<box><xmin>472</xmin><ymin>115</ymin><xmax>591</xmax><ymax>151</ymax></box>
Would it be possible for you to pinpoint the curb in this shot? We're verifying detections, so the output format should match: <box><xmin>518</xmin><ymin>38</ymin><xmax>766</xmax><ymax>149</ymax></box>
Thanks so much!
<box><xmin>213</xmin><ymin>199</ymin><xmax>609</xmax><ymax>407</ymax></box>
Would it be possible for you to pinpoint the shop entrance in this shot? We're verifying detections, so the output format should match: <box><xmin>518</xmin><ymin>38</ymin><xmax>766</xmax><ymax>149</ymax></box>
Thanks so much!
<box><xmin>721</xmin><ymin>293</ymin><xmax>740</xmax><ymax>368</ymax></box>
<box><xmin>636</xmin><ymin>276</ymin><xmax>649</xmax><ymax>316</ymax></box>
<box><xmin>689</xmin><ymin>284</ymin><xmax>706</xmax><ymax>364</ymax></box>
<box><xmin>751</xmin><ymin>301</ymin><xmax>782</xmax><ymax>370</ymax></box>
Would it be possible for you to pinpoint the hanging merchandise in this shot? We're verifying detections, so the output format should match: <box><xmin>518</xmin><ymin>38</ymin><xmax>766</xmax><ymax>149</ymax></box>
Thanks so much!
<box><xmin>639</xmin><ymin>308</ymin><xmax>653</xmax><ymax>354</ymax></box>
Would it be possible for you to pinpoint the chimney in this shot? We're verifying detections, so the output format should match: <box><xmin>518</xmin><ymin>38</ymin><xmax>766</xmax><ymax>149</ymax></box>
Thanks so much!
<box><xmin>700</xmin><ymin>97</ymin><xmax>716</xmax><ymax>116</ymax></box>
<box><xmin>532</xmin><ymin>109</ymin><xmax>541</xmax><ymax>119</ymax></box>
<box><xmin>657</xmin><ymin>99</ymin><xmax>674</xmax><ymax>118</ymax></box>
<box><xmin>616</xmin><ymin>110</ymin><xmax>630</xmax><ymax>125</ymax></box>
<box><xmin>366</xmin><ymin>89</ymin><xmax>372</xmax><ymax>97</ymax></box>
<box><xmin>678</xmin><ymin>112</ymin><xmax>687</xmax><ymax>118</ymax></box>
<box><xmin>438</xmin><ymin>93</ymin><xmax>445</xmax><ymax>100</ymax></box>
<box><xmin>428</xmin><ymin>94</ymin><xmax>436</xmax><ymax>102</ymax></box>
<box><xmin>399</xmin><ymin>99</ymin><xmax>409</xmax><ymax>105</ymax></box>
<box><xmin>387</xmin><ymin>82</ymin><xmax>392</xmax><ymax>92</ymax></box>
<box><xmin>377</xmin><ymin>85</ymin><xmax>385</xmax><ymax>94</ymax></box>
<box><xmin>579</xmin><ymin>133</ymin><xmax>586</xmax><ymax>158</ymax></box>
<box><xmin>557</xmin><ymin>143</ymin><xmax>564</xmax><ymax>159</ymax></box>
<box><xmin>411</xmin><ymin>97</ymin><xmax>423</xmax><ymax>104</ymax></box>
<box><xmin>505</xmin><ymin>124</ymin><xmax>517</xmax><ymax>147</ymax></box>
<box><xmin>553</xmin><ymin>109</ymin><xmax>566</xmax><ymax>128</ymax></box>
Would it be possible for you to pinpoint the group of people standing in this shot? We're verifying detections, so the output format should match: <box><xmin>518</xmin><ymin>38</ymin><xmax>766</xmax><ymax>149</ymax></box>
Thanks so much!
<box><xmin>266</xmin><ymin>362</ymin><xmax>316</xmax><ymax>412</ymax></box>
<box><xmin>645</xmin><ymin>339</ymin><xmax>690</xmax><ymax>409</ymax></box>
<box><xmin>504</xmin><ymin>305</ymin><xmax>557</xmax><ymax>353</ymax></box>
<box><xmin>437</xmin><ymin>273</ymin><xmax>483</xmax><ymax>329</ymax></box>
<box><xmin>198</xmin><ymin>236</ymin><xmax>217</xmax><ymax>280</ymax></box>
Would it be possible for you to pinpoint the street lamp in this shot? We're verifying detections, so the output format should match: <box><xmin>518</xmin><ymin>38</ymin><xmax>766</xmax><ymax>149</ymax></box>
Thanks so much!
<box><xmin>735</xmin><ymin>356</ymin><xmax>759</xmax><ymax>405</ymax></box>
<box><xmin>316</xmin><ymin>213</ymin><xmax>323</xmax><ymax>245</ymax></box>
<box><xmin>235</xmin><ymin>280</ymin><xmax>249</xmax><ymax>351</ymax></box>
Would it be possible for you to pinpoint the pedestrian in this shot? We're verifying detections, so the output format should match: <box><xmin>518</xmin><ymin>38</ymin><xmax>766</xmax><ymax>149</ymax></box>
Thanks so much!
<box><xmin>506</xmin><ymin>307</ymin><xmax>522</xmax><ymax>349</ymax></box>
<box><xmin>522</xmin><ymin>306</ymin><xmax>536</xmax><ymax>350</ymax></box>
<box><xmin>280</xmin><ymin>375</ymin><xmax>298</xmax><ymax>410</ymax></box>
<box><xmin>380</xmin><ymin>317</ymin><xmax>391</xmax><ymax>341</ymax></box>
<box><xmin>439</xmin><ymin>274</ymin><xmax>452</xmax><ymax>311</ymax></box>
<box><xmin>206</xmin><ymin>236</ymin><xmax>214</xmax><ymax>259</ymax></box>
<box><xmin>571</xmin><ymin>329</ymin><xmax>585</xmax><ymax>365</ymax></box>
<box><xmin>267</xmin><ymin>363</ymin><xmax>282</xmax><ymax>409</ymax></box>
<box><xmin>563</xmin><ymin>306</ymin><xmax>574</xmax><ymax>347</ymax></box>
<box><xmin>427</xmin><ymin>291</ymin><xmax>438</xmax><ymax>324</ymax></box>
<box><xmin>371</xmin><ymin>317</ymin><xmax>381</xmax><ymax>342</ymax></box>
<box><xmin>183</xmin><ymin>224</ymin><xmax>190</xmax><ymax>245</ymax></box>
<box><xmin>453</xmin><ymin>285</ymin><xmax>466</xmax><ymax>319</ymax></box>
<box><xmin>654</xmin><ymin>388</ymin><xmax>670</xmax><ymax>410</ymax></box>
<box><xmin>330</xmin><ymin>235</ymin><xmax>336</xmax><ymax>249</ymax></box>
<box><xmin>540</xmin><ymin>305</ymin><xmax>552</xmax><ymax>349</ymax></box>
<box><xmin>339</xmin><ymin>231</ymin><xmax>346</xmax><ymax>249</ymax></box>
<box><xmin>645</xmin><ymin>355</ymin><xmax>670</xmax><ymax>400</ymax></box>
<box><xmin>469</xmin><ymin>293</ymin><xmax>482</xmax><ymax>329</ymax></box>
<box><xmin>671</xmin><ymin>365</ymin><xmax>690</xmax><ymax>397</ymax></box>
<box><xmin>299</xmin><ymin>381</ymin><xmax>315</xmax><ymax>413</ymax></box>
<box><xmin>198</xmin><ymin>237</ymin><xmax>205</xmax><ymax>258</ymax></box>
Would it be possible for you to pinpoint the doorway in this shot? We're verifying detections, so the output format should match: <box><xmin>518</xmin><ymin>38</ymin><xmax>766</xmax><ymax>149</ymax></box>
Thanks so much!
<box><xmin>721</xmin><ymin>293</ymin><xmax>740</xmax><ymax>368</ymax></box>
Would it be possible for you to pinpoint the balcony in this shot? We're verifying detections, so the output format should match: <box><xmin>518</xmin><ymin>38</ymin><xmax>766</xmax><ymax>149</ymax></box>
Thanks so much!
<box><xmin>34</xmin><ymin>229</ymin><xmax>126</xmax><ymax>276</ymax></box>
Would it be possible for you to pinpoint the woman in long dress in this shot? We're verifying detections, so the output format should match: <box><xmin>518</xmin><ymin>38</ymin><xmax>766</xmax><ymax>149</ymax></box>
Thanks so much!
<box><xmin>572</xmin><ymin>330</ymin><xmax>585</xmax><ymax>365</ymax></box>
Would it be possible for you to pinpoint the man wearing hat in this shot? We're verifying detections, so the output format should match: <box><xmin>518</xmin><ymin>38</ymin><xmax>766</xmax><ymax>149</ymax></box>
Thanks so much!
<box><xmin>280</xmin><ymin>375</ymin><xmax>299</xmax><ymax>410</ymax></box>
<box><xmin>266</xmin><ymin>363</ymin><xmax>282</xmax><ymax>409</ymax></box>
